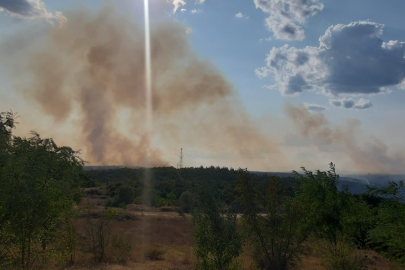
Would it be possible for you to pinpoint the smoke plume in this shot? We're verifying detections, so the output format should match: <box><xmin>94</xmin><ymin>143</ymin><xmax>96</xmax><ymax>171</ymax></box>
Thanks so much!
<box><xmin>285</xmin><ymin>104</ymin><xmax>405</xmax><ymax>174</ymax></box>
<box><xmin>1</xmin><ymin>5</ymin><xmax>282</xmax><ymax>169</ymax></box>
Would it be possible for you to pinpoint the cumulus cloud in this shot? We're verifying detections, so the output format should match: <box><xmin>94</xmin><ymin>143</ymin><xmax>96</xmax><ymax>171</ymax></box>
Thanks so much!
<box><xmin>254</xmin><ymin>0</ymin><xmax>324</xmax><ymax>40</ymax></box>
<box><xmin>330</xmin><ymin>98</ymin><xmax>373</xmax><ymax>110</ymax></box>
<box><xmin>196</xmin><ymin>0</ymin><xmax>205</xmax><ymax>3</ymax></box>
<box><xmin>191</xmin><ymin>9</ymin><xmax>201</xmax><ymax>13</ymax></box>
<box><xmin>257</xmin><ymin>21</ymin><xmax>405</xmax><ymax>98</ymax></box>
<box><xmin>180</xmin><ymin>8</ymin><xmax>186</xmax><ymax>12</ymax></box>
<box><xmin>304</xmin><ymin>102</ymin><xmax>327</xmax><ymax>111</ymax></box>
<box><xmin>0</xmin><ymin>0</ymin><xmax>66</xmax><ymax>25</ymax></box>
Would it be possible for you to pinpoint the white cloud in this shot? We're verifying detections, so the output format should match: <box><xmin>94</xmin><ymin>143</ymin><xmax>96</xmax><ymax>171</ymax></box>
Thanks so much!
<box><xmin>254</xmin><ymin>0</ymin><xmax>324</xmax><ymax>40</ymax></box>
<box><xmin>169</xmin><ymin>0</ymin><xmax>205</xmax><ymax>14</ymax></box>
<box><xmin>235</xmin><ymin>12</ymin><xmax>249</xmax><ymax>19</ymax></box>
<box><xmin>186</xmin><ymin>27</ymin><xmax>193</xmax><ymax>34</ymax></box>
<box><xmin>330</xmin><ymin>98</ymin><xmax>373</xmax><ymax>110</ymax></box>
<box><xmin>257</xmin><ymin>21</ymin><xmax>405</xmax><ymax>98</ymax></box>
<box><xmin>304</xmin><ymin>103</ymin><xmax>327</xmax><ymax>111</ymax></box>
<box><xmin>169</xmin><ymin>0</ymin><xmax>186</xmax><ymax>13</ymax></box>
<box><xmin>259</xmin><ymin>37</ymin><xmax>273</xmax><ymax>42</ymax></box>
<box><xmin>0</xmin><ymin>0</ymin><xmax>66</xmax><ymax>25</ymax></box>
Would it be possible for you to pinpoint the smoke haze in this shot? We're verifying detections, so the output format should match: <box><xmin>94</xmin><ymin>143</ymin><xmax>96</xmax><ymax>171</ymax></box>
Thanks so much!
<box><xmin>285</xmin><ymin>104</ymin><xmax>405</xmax><ymax>174</ymax></box>
<box><xmin>1</xmin><ymin>5</ymin><xmax>283</xmax><ymax>169</ymax></box>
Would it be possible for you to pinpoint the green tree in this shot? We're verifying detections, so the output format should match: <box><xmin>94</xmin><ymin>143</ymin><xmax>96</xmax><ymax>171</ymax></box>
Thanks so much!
<box><xmin>237</xmin><ymin>169</ymin><xmax>311</xmax><ymax>270</ymax></box>
<box><xmin>367</xmin><ymin>180</ymin><xmax>405</xmax><ymax>265</ymax></box>
<box><xmin>179</xmin><ymin>190</ymin><xmax>196</xmax><ymax>213</ymax></box>
<box><xmin>0</xmin><ymin>112</ymin><xmax>86</xmax><ymax>269</ymax></box>
<box><xmin>192</xmin><ymin>185</ymin><xmax>242</xmax><ymax>270</ymax></box>
<box><xmin>293</xmin><ymin>163</ymin><xmax>367</xmax><ymax>269</ymax></box>
<box><xmin>292</xmin><ymin>163</ymin><xmax>343</xmax><ymax>246</ymax></box>
<box><xmin>115</xmin><ymin>186</ymin><xmax>135</xmax><ymax>206</ymax></box>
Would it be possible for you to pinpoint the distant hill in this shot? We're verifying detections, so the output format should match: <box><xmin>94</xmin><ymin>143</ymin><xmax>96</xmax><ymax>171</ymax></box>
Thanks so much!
<box><xmin>84</xmin><ymin>166</ymin><xmax>141</xmax><ymax>171</ymax></box>
<box><xmin>251</xmin><ymin>171</ymin><xmax>403</xmax><ymax>194</ymax></box>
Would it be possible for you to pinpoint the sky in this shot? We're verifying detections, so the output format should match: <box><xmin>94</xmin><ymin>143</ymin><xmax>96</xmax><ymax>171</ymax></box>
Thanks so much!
<box><xmin>0</xmin><ymin>0</ymin><xmax>405</xmax><ymax>174</ymax></box>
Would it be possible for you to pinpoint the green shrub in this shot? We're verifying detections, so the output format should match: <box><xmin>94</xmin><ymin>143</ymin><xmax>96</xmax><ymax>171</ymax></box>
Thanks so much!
<box><xmin>179</xmin><ymin>191</ymin><xmax>196</xmax><ymax>213</ymax></box>
<box><xmin>192</xmin><ymin>186</ymin><xmax>242</xmax><ymax>270</ymax></box>
<box><xmin>114</xmin><ymin>186</ymin><xmax>135</xmax><ymax>206</ymax></box>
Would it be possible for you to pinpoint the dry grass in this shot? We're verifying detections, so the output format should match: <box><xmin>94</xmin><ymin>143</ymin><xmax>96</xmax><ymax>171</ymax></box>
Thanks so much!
<box><xmin>57</xmin><ymin>194</ymin><xmax>399</xmax><ymax>270</ymax></box>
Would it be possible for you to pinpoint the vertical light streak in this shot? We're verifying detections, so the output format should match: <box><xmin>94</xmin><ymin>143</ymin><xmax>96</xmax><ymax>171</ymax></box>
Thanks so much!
<box><xmin>142</xmin><ymin>0</ymin><xmax>153</xmax><ymax>254</ymax></box>
<box><xmin>144</xmin><ymin>0</ymin><xmax>152</xmax><ymax>138</ymax></box>
<box><xmin>143</xmin><ymin>0</ymin><xmax>152</xmax><ymax>201</ymax></box>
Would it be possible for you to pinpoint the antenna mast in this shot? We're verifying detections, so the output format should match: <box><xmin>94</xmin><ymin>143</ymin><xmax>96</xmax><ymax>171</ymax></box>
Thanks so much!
<box><xmin>179</xmin><ymin>148</ymin><xmax>183</xmax><ymax>169</ymax></box>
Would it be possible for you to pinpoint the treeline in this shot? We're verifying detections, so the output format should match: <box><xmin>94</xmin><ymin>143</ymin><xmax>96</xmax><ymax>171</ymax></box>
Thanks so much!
<box><xmin>85</xmin><ymin>166</ymin><xmax>299</xmax><ymax>210</ymax></box>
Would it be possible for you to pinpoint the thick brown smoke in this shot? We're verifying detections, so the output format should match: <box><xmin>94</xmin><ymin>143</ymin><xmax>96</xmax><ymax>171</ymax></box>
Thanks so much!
<box><xmin>2</xmin><ymin>6</ymin><xmax>283</xmax><ymax>169</ymax></box>
<box><xmin>285</xmin><ymin>104</ymin><xmax>405</xmax><ymax>174</ymax></box>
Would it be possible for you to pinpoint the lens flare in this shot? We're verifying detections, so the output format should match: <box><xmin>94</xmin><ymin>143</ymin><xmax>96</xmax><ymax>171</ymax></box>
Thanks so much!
<box><xmin>144</xmin><ymin>0</ymin><xmax>152</xmax><ymax>138</ymax></box>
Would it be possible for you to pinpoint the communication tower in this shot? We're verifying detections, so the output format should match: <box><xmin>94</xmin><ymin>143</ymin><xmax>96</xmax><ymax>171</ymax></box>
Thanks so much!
<box><xmin>178</xmin><ymin>148</ymin><xmax>183</xmax><ymax>169</ymax></box>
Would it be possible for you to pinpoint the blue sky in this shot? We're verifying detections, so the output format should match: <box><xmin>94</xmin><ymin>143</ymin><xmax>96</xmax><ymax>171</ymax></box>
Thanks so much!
<box><xmin>0</xmin><ymin>0</ymin><xmax>405</xmax><ymax>173</ymax></box>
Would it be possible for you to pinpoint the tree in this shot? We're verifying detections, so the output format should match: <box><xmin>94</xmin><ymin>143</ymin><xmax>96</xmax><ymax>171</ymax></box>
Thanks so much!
<box><xmin>237</xmin><ymin>169</ymin><xmax>311</xmax><ymax>270</ymax></box>
<box><xmin>367</xmin><ymin>180</ymin><xmax>405</xmax><ymax>265</ymax></box>
<box><xmin>293</xmin><ymin>163</ymin><xmax>368</xmax><ymax>269</ymax></box>
<box><xmin>84</xmin><ymin>208</ymin><xmax>117</xmax><ymax>263</ymax></box>
<box><xmin>192</xmin><ymin>184</ymin><xmax>242</xmax><ymax>270</ymax></box>
<box><xmin>292</xmin><ymin>163</ymin><xmax>343</xmax><ymax>246</ymax></box>
<box><xmin>115</xmin><ymin>186</ymin><xmax>135</xmax><ymax>206</ymax></box>
<box><xmin>0</xmin><ymin>112</ymin><xmax>86</xmax><ymax>269</ymax></box>
<box><xmin>179</xmin><ymin>191</ymin><xmax>196</xmax><ymax>213</ymax></box>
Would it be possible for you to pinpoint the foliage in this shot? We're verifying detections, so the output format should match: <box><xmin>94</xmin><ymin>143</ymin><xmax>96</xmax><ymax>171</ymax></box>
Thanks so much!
<box><xmin>340</xmin><ymin>190</ymin><xmax>376</xmax><ymax>249</ymax></box>
<box><xmin>367</xmin><ymin>180</ymin><xmax>405</xmax><ymax>266</ymax></box>
<box><xmin>179</xmin><ymin>191</ymin><xmax>196</xmax><ymax>213</ymax></box>
<box><xmin>0</xmin><ymin>112</ymin><xmax>85</xmax><ymax>270</ymax></box>
<box><xmin>237</xmin><ymin>169</ymin><xmax>311</xmax><ymax>270</ymax></box>
<box><xmin>319</xmin><ymin>237</ymin><xmax>366</xmax><ymax>270</ymax></box>
<box><xmin>86</xmin><ymin>166</ymin><xmax>299</xmax><ymax>210</ymax></box>
<box><xmin>292</xmin><ymin>163</ymin><xmax>344</xmax><ymax>246</ymax></box>
<box><xmin>115</xmin><ymin>186</ymin><xmax>135</xmax><ymax>206</ymax></box>
<box><xmin>192</xmin><ymin>185</ymin><xmax>242</xmax><ymax>270</ymax></box>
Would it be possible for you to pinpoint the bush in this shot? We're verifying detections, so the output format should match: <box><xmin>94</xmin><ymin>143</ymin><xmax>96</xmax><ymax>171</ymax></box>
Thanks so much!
<box><xmin>320</xmin><ymin>238</ymin><xmax>366</xmax><ymax>270</ymax></box>
<box><xmin>110</xmin><ymin>234</ymin><xmax>132</xmax><ymax>264</ymax></box>
<box><xmin>192</xmin><ymin>185</ymin><xmax>242</xmax><ymax>270</ymax></box>
<box><xmin>115</xmin><ymin>186</ymin><xmax>135</xmax><ymax>206</ymax></box>
<box><xmin>179</xmin><ymin>191</ymin><xmax>196</xmax><ymax>213</ymax></box>
<box><xmin>146</xmin><ymin>248</ymin><xmax>165</xmax><ymax>261</ymax></box>
<box><xmin>237</xmin><ymin>169</ymin><xmax>311</xmax><ymax>270</ymax></box>
<box><xmin>84</xmin><ymin>208</ymin><xmax>117</xmax><ymax>262</ymax></box>
<box><xmin>134</xmin><ymin>196</ymin><xmax>143</xmax><ymax>205</ymax></box>
<box><xmin>85</xmin><ymin>189</ymin><xmax>102</xmax><ymax>196</ymax></box>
